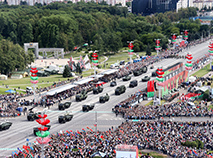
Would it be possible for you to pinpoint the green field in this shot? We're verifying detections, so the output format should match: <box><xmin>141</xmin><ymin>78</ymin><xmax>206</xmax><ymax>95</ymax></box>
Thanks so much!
<box><xmin>191</xmin><ymin>62</ymin><xmax>213</xmax><ymax>77</ymax></box>
<box><xmin>0</xmin><ymin>75</ymin><xmax>74</xmax><ymax>90</ymax></box>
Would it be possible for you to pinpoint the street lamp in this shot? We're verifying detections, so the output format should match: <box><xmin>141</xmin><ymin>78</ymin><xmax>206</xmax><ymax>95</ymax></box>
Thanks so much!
<box><xmin>154</xmin><ymin>39</ymin><xmax>161</xmax><ymax>56</ymax></box>
<box><xmin>156</xmin><ymin>66</ymin><xmax>164</xmax><ymax>105</ymax></box>
<box><xmin>185</xmin><ymin>52</ymin><xmax>193</xmax><ymax>83</ymax></box>
<box><xmin>171</xmin><ymin>34</ymin><xmax>177</xmax><ymax>50</ymax></box>
<box><xmin>127</xmin><ymin>41</ymin><xmax>134</xmax><ymax>63</ymax></box>
<box><xmin>208</xmin><ymin>41</ymin><xmax>213</xmax><ymax>69</ymax></box>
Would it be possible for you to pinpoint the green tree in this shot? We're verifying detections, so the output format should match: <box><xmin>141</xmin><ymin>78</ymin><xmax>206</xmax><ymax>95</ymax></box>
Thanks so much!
<box><xmin>146</xmin><ymin>44</ymin><xmax>151</xmax><ymax>56</ymax></box>
<box><xmin>63</xmin><ymin>65</ymin><xmax>72</xmax><ymax>77</ymax></box>
<box><xmin>0</xmin><ymin>39</ymin><xmax>34</xmax><ymax>75</ymax></box>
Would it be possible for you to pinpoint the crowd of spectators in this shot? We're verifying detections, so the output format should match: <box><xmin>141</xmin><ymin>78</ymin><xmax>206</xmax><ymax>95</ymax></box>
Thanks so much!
<box><xmin>113</xmin><ymin>101</ymin><xmax>213</xmax><ymax>120</ymax></box>
<box><xmin>10</xmin><ymin>120</ymin><xmax>213</xmax><ymax>158</ymax></box>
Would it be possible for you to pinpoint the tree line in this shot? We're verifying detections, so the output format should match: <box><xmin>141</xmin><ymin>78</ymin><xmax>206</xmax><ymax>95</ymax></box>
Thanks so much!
<box><xmin>0</xmin><ymin>2</ymin><xmax>211</xmax><ymax>74</ymax></box>
<box><xmin>0</xmin><ymin>3</ymin><xmax>207</xmax><ymax>54</ymax></box>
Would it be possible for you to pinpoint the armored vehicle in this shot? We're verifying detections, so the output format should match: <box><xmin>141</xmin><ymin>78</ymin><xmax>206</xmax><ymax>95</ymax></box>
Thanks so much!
<box><xmin>133</xmin><ymin>66</ymin><xmax>147</xmax><ymax>76</ymax></box>
<box><xmin>64</xmin><ymin>101</ymin><xmax>71</xmax><ymax>109</ymax></box>
<box><xmin>122</xmin><ymin>75</ymin><xmax>131</xmax><ymax>81</ymax></box>
<box><xmin>93</xmin><ymin>86</ymin><xmax>103</xmax><ymax>94</ymax></box>
<box><xmin>142</xmin><ymin>76</ymin><xmax>150</xmax><ymax>82</ymax></box>
<box><xmin>99</xmin><ymin>93</ymin><xmax>110</xmax><ymax>103</ymax></box>
<box><xmin>82</xmin><ymin>103</ymin><xmax>95</xmax><ymax>112</ymax></box>
<box><xmin>115</xmin><ymin>85</ymin><xmax>126</xmax><ymax>95</ymax></box>
<box><xmin>58</xmin><ymin>116</ymin><xmax>66</xmax><ymax>124</ymax></box>
<box><xmin>110</xmin><ymin>81</ymin><xmax>117</xmax><ymax>87</ymax></box>
<box><xmin>27</xmin><ymin>111</ymin><xmax>40</xmax><ymax>121</ymax></box>
<box><xmin>129</xmin><ymin>80</ymin><xmax>138</xmax><ymax>88</ymax></box>
<box><xmin>64</xmin><ymin>113</ymin><xmax>73</xmax><ymax>122</ymax></box>
<box><xmin>76</xmin><ymin>90</ymin><xmax>87</xmax><ymax>101</ymax></box>
<box><xmin>58</xmin><ymin>103</ymin><xmax>65</xmax><ymax>110</ymax></box>
<box><xmin>0</xmin><ymin>121</ymin><xmax>12</xmax><ymax>131</ymax></box>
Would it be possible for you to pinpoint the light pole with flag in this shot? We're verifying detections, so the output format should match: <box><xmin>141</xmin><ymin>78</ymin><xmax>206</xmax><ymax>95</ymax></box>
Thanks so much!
<box><xmin>127</xmin><ymin>41</ymin><xmax>134</xmax><ymax>63</ymax></box>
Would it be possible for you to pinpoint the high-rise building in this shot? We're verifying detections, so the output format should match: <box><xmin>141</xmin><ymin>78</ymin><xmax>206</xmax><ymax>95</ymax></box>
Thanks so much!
<box><xmin>132</xmin><ymin>0</ymin><xmax>193</xmax><ymax>15</ymax></box>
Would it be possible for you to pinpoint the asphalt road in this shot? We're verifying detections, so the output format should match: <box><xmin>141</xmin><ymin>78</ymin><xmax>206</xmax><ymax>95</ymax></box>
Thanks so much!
<box><xmin>0</xmin><ymin>40</ymin><xmax>212</xmax><ymax>157</ymax></box>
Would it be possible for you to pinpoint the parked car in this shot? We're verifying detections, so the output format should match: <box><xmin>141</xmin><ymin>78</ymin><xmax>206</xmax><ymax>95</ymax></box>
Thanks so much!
<box><xmin>142</xmin><ymin>76</ymin><xmax>150</xmax><ymax>82</ymax></box>
<box><xmin>123</xmin><ymin>75</ymin><xmax>131</xmax><ymax>81</ymax></box>
<box><xmin>129</xmin><ymin>80</ymin><xmax>138</xmax><ymax>88</ymax></box>
<box><xmin>115</xmin><ymin>85</ymin><xmax>126</xmax><ymax>95</ymax></box>
<box><xmin>110</xmin><ymin>81</ymin><xmax>117</xmax><ymax>87</ymax></box>
<box><xmin>99</xmin><ymin>93</ymin><xmax>110</xmax><ymax>103</ymax></box>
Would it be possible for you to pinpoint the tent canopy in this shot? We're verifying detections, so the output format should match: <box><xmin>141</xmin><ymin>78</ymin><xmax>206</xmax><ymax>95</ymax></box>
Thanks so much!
<box><xmin>5</xmin><ymin>89</ymin><xmax>16</xmax><ymax>93</ymax></box>
<box><xmin>99</xmin><ymin>69</ymin><xmax>118</xmax><ymax>75</ymax></box>
<box><xmin>74</xmin><ymin>78</ymin><xmax>94</xmax><ymax>85</ymax></box>
<box><xmin>45</xmin><ymin>84</ymin><xmax>76</xmax><ymax>96</ymax></box>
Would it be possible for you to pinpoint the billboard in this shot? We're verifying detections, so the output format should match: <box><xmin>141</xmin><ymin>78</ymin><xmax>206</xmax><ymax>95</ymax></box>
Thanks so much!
<box><xmin>116</xmin><ymin>145</ymin><xmax>138</xmax><ymax>158</ymax></box>
<box><xmin>161</xmin><ymin>70</ymin><xmax>188</xmax><ymax>96</ymax></box>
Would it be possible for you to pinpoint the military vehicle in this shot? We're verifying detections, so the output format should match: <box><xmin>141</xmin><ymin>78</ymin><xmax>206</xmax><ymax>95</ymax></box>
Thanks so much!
<box><xmin>110</xmin><ymin>81</ymin><xmax>117</xmax><ymax>87</ymax></box>
<box><xmin>99</xmin><ymin>93</ymin><xmax>110</xmax><ymax>103</ymax></box>
<box><xmin>115</xmin><ymin>85</ymin><xmax>126</xmax><ymax>95</ymax></box>
<box><xmin>76</xmin><ymin>90</ymin><xmax>88</xmax><ymax>101</ymax></box>
<box><xmin>58</xmin><ymin>103</ymin><xmax>65</xmax><ymax>110</ymax></box>
<box><xmin>0</xmin><ymin>121</ymin><xmax>12</xmax><ymax>131</ymax></box>
<box><xmin>64</xmin><ymin>101</ymin><xmax>71</xmax><ymax>109</ymax></box>
<box><xmin>122</xmin><ymin>75</ymin><xmax>131</xmax><ymax>81</ymax></box>
<box><xmin>129</xmin><ymin>80</ymin><xmax>138</xmax><ymax>88</ymax></box>
<box><xmin>27</xmin><ymin>111</ymin><xmax>41</xmax><ymax>121</ymax></box>
<box><xmin>142</xmin><ymin>76</ymin><xmax>150</xmax><ymax>82</ymax></box>
<box><xmin>133</xmin><ymin>66</ymin><xmax>147</xmax><ymax>76</ymax></box>
<box><xmin>64</xmin><ymin>113</ymin><xmax>73</xmax><ymax>122</ymax></box>
<box><xmin>58</xmin><ymin>116</ymin><xmax>66</xmax><ymax>124</ymax></box>
<box><xmin>82</xmin><ymin>103</ymin><xmax>95</xmax><ymax>112</ymax></box>
<box><xmin>93</xmin><ymin>86</ymin><xmax>103</xmax><ymax>94</ymax></box>
<box><xmin>33</xmin><ymin>125</ymin><xmax>51</xmax><ymax>136</ymax></box>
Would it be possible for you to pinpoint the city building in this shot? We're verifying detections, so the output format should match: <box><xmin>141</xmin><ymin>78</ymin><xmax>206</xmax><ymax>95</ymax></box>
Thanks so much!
<box><xmin>193</xmin><ymin>0</ymin><xmax>213</xmax><ymax>10</ymax></box>
<box><xmin>132</xmin><ymin>0</ymin><xmax>193</xmax><ymax>15</ymax></box>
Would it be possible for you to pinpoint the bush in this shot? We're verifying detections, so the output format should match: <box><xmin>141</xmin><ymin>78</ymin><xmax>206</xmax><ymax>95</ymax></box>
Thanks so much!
<box><xmin>181</xmin><ymin>139</ymin><xmax>204</xmax><ymax>149</ymax></box>
<box><xmin>203</xmin><ymin>90</ymin><xmax>211</xmax><ymax>101</ymax></box>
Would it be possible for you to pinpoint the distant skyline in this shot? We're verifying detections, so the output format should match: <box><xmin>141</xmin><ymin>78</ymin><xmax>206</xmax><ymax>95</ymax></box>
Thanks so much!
<box><xmin>6</xmin><ymin>0</ymin><xmax>126</xmax><ymax>7</ymax></box>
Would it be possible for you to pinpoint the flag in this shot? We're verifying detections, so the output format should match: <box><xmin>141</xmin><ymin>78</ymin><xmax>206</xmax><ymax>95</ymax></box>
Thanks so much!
<box><xmin>82</xmin><ymin>128</ymin><xmax>85</xmax><ymax>132</ymax></box>
<box><xmin>94</xmin><ymin>124</ymin><xmax>97</xmax><ymax>127</ymax></box>
<box><xmin>192</xmin><ymin>150</ymin><xmax>198</xmax><ymax>156</ymax></box>
<box><xmin>68</xmin><ymin>56</ymin><xmax>76</xmax><ymax>71</ymax></box>
<box><xmin>79</xmin><ymin>55</ymin><xmax>86</xmax><ymax>69</ymax></box>
<box><xmin>145</xmin><ymin>138</ymin><xmax>149</xmax><ymax>142</ymax></box>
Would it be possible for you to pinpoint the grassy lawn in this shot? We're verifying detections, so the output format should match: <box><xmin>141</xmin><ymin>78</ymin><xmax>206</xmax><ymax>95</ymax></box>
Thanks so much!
<box><xmin>0</xmin><ymin>88</ymin><xmax>26</xmax><ymax>95</ymax></box>
<box><xmin>191</xmin><ymin>62</ymin><xmax>213</xmax><ymax>77</ymax></box>
<box><xmin>64</xmin><ymin>52</ymin><xmax>86</xmax><ymax>59</ymax></box>
<box><xmin>140</xmin><ymin>151</ymin><xmax>167</xmax><ymax>158</ymax></box>
<box><xmin>99</xmin><ymin>52</ymin><xmax>138</xmax><ymax>69</ymax></box>
<box><xmin>0</xmin><ymin>75</ymin><xmax>75</xmax><ymax>90</ymax></box>
<box><xmin>137</xmin><ymin>51</ymin><xmax>157</xmax><ymax>56</ymax></box>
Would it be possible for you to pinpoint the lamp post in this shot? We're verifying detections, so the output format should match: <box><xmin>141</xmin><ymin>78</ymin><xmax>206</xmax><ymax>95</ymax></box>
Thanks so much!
<box><xmin>183</xmin><ymin>30</ymin><xmax>188</xmax><ymax>41</ymax></box>
<box><xmin>208</xmin><ymin>41</ymin><xmax>213</xmax><ymax>69</ymax></box>
<box><xmin>185</xmin><ymin>52</ymin><xmax>193</xmax><ymax>82</ymax></box>
<box><xmin>156</xmin><ymin>66</ymin><xmax>164</xmax><ymax>105</ymax></box>
<box><xmin>171</xmin><ymin>34</ymin><xmax>177</xmax><ymax>50</ymax></box>
<box><xmin>92</xmin><ymin>51</ymin><xmax>98</xmax><ymax>79</ymax></box>
<box><xmin>155</xmin><ymin>39</ymin><xmax>161</xmax><ymax>56</ymax></box>
<box><xmin>127</xmin><ymin>41</ymin><xmax>134</xmax><ymax>63</ymax></box>
<box><xmin>30</xmin><ymin>67</ymin><xmax>39</xmax><ymax>106</ymax></box>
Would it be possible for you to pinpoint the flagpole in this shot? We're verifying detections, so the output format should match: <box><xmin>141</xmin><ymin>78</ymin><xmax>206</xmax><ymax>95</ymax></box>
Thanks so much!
<box><xmin>95</xmin><ymin>111</ymin><xmax>97</xmax><ymax>132</ymax></box>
